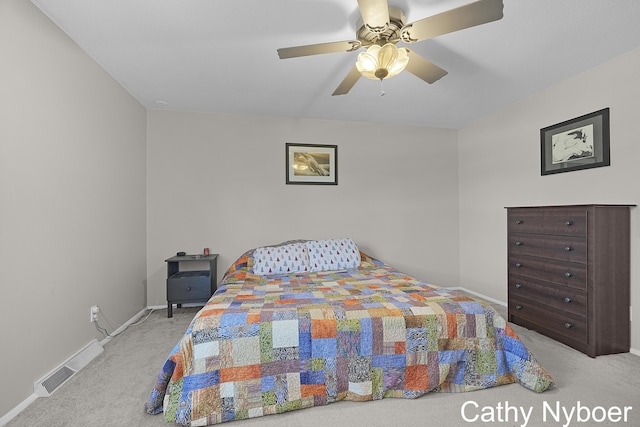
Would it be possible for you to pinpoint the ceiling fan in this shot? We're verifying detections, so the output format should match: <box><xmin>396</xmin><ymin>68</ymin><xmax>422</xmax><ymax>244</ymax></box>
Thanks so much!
<box><xmin>277</xmin><ymin>0</ymin><xmax>504</xmax><ymax>96</ymax></box>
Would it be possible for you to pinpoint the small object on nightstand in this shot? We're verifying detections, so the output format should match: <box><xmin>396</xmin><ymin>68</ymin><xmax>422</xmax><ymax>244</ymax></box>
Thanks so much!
<box><xmin>176</xmin><ymin>251</ymin><xmax>186</xmax><ymax>256</ymax></box>
<box><xmin>203</xmin><ymin>247</ymin><xmax>210</xmax><ymax>255</ymax></box>
<box><xmin>165</xmin><ymin>253</ymin><xmax>218</xmax><ymax>318</ymax></box>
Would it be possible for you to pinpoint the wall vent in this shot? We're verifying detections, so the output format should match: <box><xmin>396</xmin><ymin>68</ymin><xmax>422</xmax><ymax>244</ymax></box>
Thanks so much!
<box><xmin>33</xmin><ymin>339</ymin><xmax>103</xmax><ymax>397</ymax></box>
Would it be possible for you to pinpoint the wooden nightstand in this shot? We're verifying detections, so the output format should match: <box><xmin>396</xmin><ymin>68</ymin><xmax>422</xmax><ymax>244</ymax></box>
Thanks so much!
<box><xmin>165</xmin><ymin>254</ymin><xmax>218</xmax><ymax>318</ymax></box>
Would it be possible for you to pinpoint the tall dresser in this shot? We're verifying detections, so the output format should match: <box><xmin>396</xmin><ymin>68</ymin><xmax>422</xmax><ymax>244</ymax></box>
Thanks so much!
<box><xmin>506</xmin><ymin>204</ymin><xmax>633</xmax><ymax>357</ymax></box>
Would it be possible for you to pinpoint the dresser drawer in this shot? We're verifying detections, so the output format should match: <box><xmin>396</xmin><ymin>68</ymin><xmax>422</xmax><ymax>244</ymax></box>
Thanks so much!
<box><xmin>509</xmin><ymin>295</ymin><xmax>587</xmax><ymax>343</ymax></box>
<box><xmin>508</xmin><ymin>275</ymin><xmax>586</xmax><ymax>317</ymax></box>
<box><xmin>509</xmin><ymin>233</ymin><xmax>586</xmax><ymax>263</ymax></box>
<box><xmin>508</xmin><ymin>207</ymin><xmax>587</xmax><ymax>237</ymax></box>
<box><xmin>509</xmin><ymin>255</ymin><xmax>586</xmax><ymax>290</ymax></box>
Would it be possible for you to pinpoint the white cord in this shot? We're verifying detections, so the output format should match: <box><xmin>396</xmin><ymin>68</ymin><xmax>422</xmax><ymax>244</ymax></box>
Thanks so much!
<box><xmin>93</xmin><ymin>307</ymin><xmax>155</xmax><ymax>338</ymax></box>
<box><xmin>94</xmin><ymin>320</ymin><xmax>111</xmax><ymax>337</ymax></box>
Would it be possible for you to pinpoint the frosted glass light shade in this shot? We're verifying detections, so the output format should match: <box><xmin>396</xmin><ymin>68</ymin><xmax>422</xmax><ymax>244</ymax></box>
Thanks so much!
<box><xmin>356</xmin><ymin>43</ymin><xmax>409</xmax><ymax>80</ymax></box>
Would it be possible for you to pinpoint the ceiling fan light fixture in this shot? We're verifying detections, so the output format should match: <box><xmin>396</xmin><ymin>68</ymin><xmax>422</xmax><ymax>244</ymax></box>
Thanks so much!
<box><xmin>356</xmin><ymin>43</ymin><xmax>409</xmax><ymax>81</ymax></box>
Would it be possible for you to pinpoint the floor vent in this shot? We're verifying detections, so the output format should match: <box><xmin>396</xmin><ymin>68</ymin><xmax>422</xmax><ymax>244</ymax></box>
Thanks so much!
<box><xmin>38</xmin><ymin>366</ymin><xmax>76</xmax><ymax>396</ymax></box>
<box><xmin>34</xmin><ymin>339</ymin><xmax>103</xmax><ymax>397</ymax></box>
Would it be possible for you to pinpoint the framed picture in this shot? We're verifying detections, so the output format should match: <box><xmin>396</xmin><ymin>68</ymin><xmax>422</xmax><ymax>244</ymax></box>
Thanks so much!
<box><xmin>540</xmin><ymin>108</ymin><xmax>610</xmax><ymax>175</ymax></box>
<box><xmin>286</xmin><ymin>143</ymin><xmax>338</xmax><ymax>185</ymax></box>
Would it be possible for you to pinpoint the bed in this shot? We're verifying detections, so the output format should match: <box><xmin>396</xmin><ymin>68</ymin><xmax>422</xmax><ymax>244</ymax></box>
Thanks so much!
<box><xmin>145</xmin><ymin>239</ymin><xmax>554</xmax><ymax>426</ymax></box>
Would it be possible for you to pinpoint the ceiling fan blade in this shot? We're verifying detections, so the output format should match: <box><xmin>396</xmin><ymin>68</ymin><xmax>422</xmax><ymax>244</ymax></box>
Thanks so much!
<box><xmin>277</xmin><ymin>40</ymin><xmax>362</xmax><ymax>59</ymax></box>
<box><xmin>332</xmin><ymin>66</ymin><xmax>362</xmax><ymax>96</ymax></box>
<box><xmin>401</xmin><ymin>0</ymin><xmax>504</xmax><ymax>43</ymax></box>
<box><xmin>404</xmin><ymin>49</ymin><xmax>448</xmax><ymax>84</ymax></box>
<box><xmin>357</xmin><ymin>0</ymin><xmax>390</xmax><ymax>33</ymax></box>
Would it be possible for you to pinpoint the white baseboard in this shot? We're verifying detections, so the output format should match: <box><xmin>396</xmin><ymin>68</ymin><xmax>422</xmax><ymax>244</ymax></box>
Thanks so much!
<box><xmin>0</xmin><ymin>395</ymin><xmax>37</xmax><ymax>427</ymax></box>
<box><xmin>445</xmin><ymin>286</ymin><xmax>507</xmax><ymax>307</ymax></box>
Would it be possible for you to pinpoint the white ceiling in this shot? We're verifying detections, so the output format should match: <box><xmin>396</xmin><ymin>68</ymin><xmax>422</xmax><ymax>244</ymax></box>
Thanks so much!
<box><xmin>31</xmin><ymin>0</ymin><xmax>640</xmax><ymax>129</ymax></box>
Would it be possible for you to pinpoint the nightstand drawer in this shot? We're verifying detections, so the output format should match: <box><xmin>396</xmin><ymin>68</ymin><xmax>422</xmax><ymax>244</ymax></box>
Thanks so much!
<box><xmin>508</xmin><ymin>233</ymin><xmax>586</xmax><ymax>264</ymax></box>
<box><xmin>509</xmin><ymin>255</ymin><xmax>586</xmax><ymax>290</ymax></box>
<box><xmin>508</xmin><ymin>275</ymin><xmax>586</xmax><ymax>317</ymax></box>
<box><xmin>508</xmin><ymin>207</ymin><xmax>587</xmax><ymax>237</ymax></box>
<box><xmin>167</xmin><ymin>271</ymin><xmax>211</xmax><ymax>301</ymax></box>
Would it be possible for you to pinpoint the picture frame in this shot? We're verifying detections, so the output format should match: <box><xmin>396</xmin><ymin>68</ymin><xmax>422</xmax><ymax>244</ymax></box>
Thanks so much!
<box><xmin>286</xmin><ymin>143</ymin><xmax>338</xmax><ymax>185</ymax></box>
<box><xmin>540</xmin><ymin>108</ymin><xmax>610</xmax><ymax>175</ymax></box>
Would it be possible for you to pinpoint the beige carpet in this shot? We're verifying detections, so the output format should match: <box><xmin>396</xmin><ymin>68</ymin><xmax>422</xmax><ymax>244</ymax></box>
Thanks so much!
<box><xmin>7</xmin><ymin>300</ymin><xmax>640</xmax><ymax>427</ymax></box>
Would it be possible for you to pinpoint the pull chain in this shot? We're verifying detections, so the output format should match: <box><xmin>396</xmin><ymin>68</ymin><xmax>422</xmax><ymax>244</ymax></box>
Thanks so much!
<box><xmin>380</xmin><ymin>79</ymin><xmax>385</xmax><ymax>96</ymax></box>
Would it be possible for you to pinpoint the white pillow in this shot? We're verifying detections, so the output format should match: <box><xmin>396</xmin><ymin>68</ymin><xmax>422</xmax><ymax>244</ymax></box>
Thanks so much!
<box><xmin>252</xmin><ymin>243</ymin><xmax>310</xmax><ymax>275</ymax></box>
<box><xmin>306</xmin><ymin>238</ymin><xmax>361</xmax><ymax>272</ymax></box>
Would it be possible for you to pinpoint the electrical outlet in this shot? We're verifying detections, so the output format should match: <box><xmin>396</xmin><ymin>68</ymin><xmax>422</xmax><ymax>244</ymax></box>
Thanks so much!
<box><xmin>90</xmin><ymin>305</ymin><xmax>99</xmax><ymax>323</ymax></box>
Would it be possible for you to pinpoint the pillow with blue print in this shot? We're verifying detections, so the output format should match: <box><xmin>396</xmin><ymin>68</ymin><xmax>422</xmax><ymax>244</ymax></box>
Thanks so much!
<box><xmin>252</xmin><ymin>242</ymin><xmax>310</xmax><ymax>275</ymax></box>
<box><xmin>306</xmin><ymin>238</ymin><xmax>361</xmax><ymax>272</ymax></box>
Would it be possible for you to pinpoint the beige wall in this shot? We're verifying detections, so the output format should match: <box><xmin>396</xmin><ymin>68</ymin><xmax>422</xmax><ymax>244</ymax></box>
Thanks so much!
<box><xmin>4</xmin><ymin>0</ymin><xmax>640</xmax><ymax>422</ymax></box>
<box><xmin>146</xmin><ymin>110</ymin><xmax>461</xmax><ymax>307</ymax></box>
<box><xmin>458</xmin><ymin>47</ymin><xmax>640</xmax><ymax>352</ymax></box>
<box><xmin>0</xmin><ymin>0</ymin><xmax>147</xmax><ymax>419</ymax></box>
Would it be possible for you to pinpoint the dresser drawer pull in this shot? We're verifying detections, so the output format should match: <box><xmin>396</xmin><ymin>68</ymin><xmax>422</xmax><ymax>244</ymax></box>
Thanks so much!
<box><xmin>186</xmin><ymin>286</ymin><xmax>192</xmax><ymax>292</ymax></box>
<box><xmin>564</xmin><ymin>272</ymin><xmax>573</xmax><ymax>278</ymax></box>
<box><xmin>564</xmin><ymin>322</ymin><xmax>574</xmax><ymax>329</ymax></box>
<box><xmin>515</xmin><ymin>241</ymin><xmax>523</xmax><ymax>246</ymax></box>
<box><xmin>515</xmin><ymin>305</ymin><xmax>523</xmax><ymax>310</ymax></box>
<box><xmin>515</xmin><ymin>219</ymin><xmax>523</xmax><ymax>224</ymax></box>
<box><xmin>564</xmin><ymin>246</ymin><xmax>572</xmax><ymax>251</ymax></box>
<box><xmin>564</xmin><ymin>297</ymin><xmax>573</xmax><ymax>303</ymax></box>
<box><xmin>515</xmin><ymin>283</ymin><xmax>523</xmax><ymax>289</ymax></box>
<box><xmin>565</xmin><ymin>220</ymin><xmax>573</xmax><ymax>226</ymax></box>
<box><xmin>515</xmin><ymin>263</ymin><xmax>522</xmax><ymax>268</ymax></box>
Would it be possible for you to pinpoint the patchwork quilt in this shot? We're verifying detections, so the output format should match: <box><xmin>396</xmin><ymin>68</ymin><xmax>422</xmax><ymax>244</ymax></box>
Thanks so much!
<box><xmin>145</xmin><ymin>243</ymin><xmax>553</xmax><ymax>426</ymax></box>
